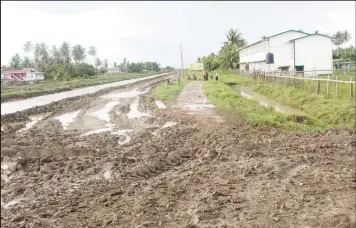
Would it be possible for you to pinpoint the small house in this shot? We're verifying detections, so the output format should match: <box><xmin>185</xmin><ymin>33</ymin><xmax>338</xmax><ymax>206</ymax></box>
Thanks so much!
<box><xmin>1</xmin><ymin>68</ymin><xmax>45</xmax><ymax>82</ymax></box>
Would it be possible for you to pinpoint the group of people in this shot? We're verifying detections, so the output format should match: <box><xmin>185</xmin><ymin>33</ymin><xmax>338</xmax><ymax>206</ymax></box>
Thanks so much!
<box><xmin>204</xmin><ymin>71</ymin><xmax>219</xmax><ymax>81</ymax></box>
<box><xmin>188</xmin><ymin>71</ymin><xmax>218</xmax><ymax>81</ymax></box>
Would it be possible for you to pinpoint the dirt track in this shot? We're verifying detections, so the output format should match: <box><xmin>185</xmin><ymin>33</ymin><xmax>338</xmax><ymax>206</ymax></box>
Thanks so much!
<box><xmin>1</xmin><ymin>79</ymin><xmax>355</xmax><ymax>228</ymax></box>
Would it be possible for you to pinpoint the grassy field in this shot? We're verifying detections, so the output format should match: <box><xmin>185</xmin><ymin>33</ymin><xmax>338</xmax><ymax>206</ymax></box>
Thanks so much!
<box><xmin>1</xmin><ymin>72</ymin><xmax>164</xmax><ymax>102</ymax></box>
<box><xmin>153</xmin><ymin>72</ymin><xmax>188</xmax><ymax>103</ymax></box>
<box><xmin>208</xmin><ymin>72</ymin><xmax>354</xmax><ymax>130</ymax></box>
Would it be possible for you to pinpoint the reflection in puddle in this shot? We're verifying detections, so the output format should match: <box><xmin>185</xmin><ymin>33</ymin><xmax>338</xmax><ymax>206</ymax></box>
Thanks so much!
<box><xmin>91</xmin><ymin>101</ymin><xmax>120</xmax><ymax>122</ymax></box>
<box><xmin>235</xmin><ymin>86</ymin><xmax>305</xmax><ymax>116</ymax></box>
<box><xmin>2</xmin><ymin>74</ymin><xmax>167</xmax><ymax>115</ymax></box>
<box><xmin>102</xmin><ymin>88</ymin><xmax>150</xmax><ymax>100</ymax></box>
<box><xmin>80</xmin><ymin>127</ymin><xmax>113</xmax><ymax>136</ymax></box>
<box><xmin>127</xmin><ymin>97</ymin><xmax>151</xmax><ymax>119</ymax></box>
<box><xmin>17</xmin><ymin>114</ymin><xmax>49</xmax><ymax>133</ymax></box>
<box><xmin>155</xmin><ymin>100</ymin><xmax>167</xmax><ymax>109</ymax></box>
<box><xmin>55</xmin><ymin>110</ymin><xmax>81</xmax><ymax>130</ymax></box>
<box><xmin>161</xmin><ymin>121</ymin><xmax>177</xmax><ymax>129</ymax></box>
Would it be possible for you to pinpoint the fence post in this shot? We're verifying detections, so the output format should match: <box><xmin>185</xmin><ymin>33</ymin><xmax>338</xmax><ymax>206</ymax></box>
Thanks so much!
<box><xmin>317</xmin><ymin>80</ymin><xmax>320</xmax><ymax>94</ymax></box>
<box><xmin>326</xmin><ymin>75</ymin><xmax>330</xmax><ymax>99</ymax></box>
<box><xmin>350</xmin><ymin>76</ymin><xmax>354</xmax><ymax>101</ymax></box>
<box><xmin>335</xmin><ymin>75</ymin><xmax>338</xmax><ymax>98</ymax></box>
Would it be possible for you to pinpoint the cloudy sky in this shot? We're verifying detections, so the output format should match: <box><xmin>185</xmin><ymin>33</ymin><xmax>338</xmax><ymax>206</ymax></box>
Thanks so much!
<box><xmin>1</xmin><ymin>1</ymin><xmax>355</xmax><ymax>68</ymax></box>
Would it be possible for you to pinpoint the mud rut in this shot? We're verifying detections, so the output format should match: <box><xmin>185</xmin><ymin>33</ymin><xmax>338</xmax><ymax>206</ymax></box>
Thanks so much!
<box><xmin>1</xmin><ymin>78</ymin><xmax>355</xmax><ymax>228</ymax></box>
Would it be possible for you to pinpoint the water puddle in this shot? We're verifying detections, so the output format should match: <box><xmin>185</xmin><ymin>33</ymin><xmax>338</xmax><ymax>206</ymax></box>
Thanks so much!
<box><xmin>101</xmin><ymin>87</ymin><xmax>150</xmax><ymax>100</ymax></box>
<box><xmin>55</xmin><ymin>110</ymin><xmax>81</xmax><ymax>130</ymax></box>
<box><xmin>80</xmin><ymin>127</ymin><xmax>113</xmax><ymax>136</ymax></box>
<box><xmin>17</xmin><ymin>114</ymin><xmax>50</xmax><ymax>133</ymax></box>
<box><xmin>155</xmin><ymin>100</ymin><xmax>167</xmax><ymax>109</ymax></box>
<box><xmin>184</xmin><ymin>104</ymin><xmax>216</xmax><ymax>110</ymax></box>
<box><xmin>161</xmin><ymin>121</ymin><xmax>177</xmax><ymax>129</ymax></box>
<box><xmin>127</xmin><ymin>97</ymin><xmax>151</xmax><ymax>119</ymax></box>
<box><xmin>233</xmin><ymin>86</ymin><xmax>306</xmax><ymax>116</ymax></box>
<box><xmin>90</xmin><ymin>101</ymin><xmax>120</xmax><ymax>122</ymax></box>
<box><xmin>1</xmin><ymin>73</ymin><xmax>169</xmax><ymax>115</ymax></box>
<box><xmin>111</xmin><ymin>130</ymin><xmax>133</xmax><ymax>145</ymax></box>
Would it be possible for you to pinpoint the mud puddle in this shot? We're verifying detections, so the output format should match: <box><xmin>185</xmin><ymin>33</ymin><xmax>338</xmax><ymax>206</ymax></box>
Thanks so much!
<box><xmin>155</xmin><ymin>100</ymin><xmax>167</xmax><ymax>109</ymax></box>
<box><xmin>232</xmin><ymin>85</ymin><xmax>306</xmax><ymax>116</ymax></box>
<box><xmin>1</xmin><ymin>73</ymin><xmax>169</xmax><ymax>115</ymax></box>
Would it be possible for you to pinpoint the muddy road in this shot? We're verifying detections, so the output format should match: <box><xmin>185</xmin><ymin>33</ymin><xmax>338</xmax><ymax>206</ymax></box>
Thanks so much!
<box><xmin>1</xmin><ymin>79</ymin><xmax>355</xmax><ymax>228</ymax></box>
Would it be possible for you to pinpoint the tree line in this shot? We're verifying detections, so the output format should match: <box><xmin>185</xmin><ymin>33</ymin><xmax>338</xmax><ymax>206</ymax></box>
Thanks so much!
<box><xmin>197</xmin><ymin>29</ymin><xmax>354</xmax><ymax>71</ymax></box>
<box><xmin>197</xmin><ymin>29</ymin><xmax>247</xmax><ymax>71</ymax></box>
<box><xmin>4</xmin><ymin>41</ymin><xmax>174</xmax><ymax>80</ymax></box>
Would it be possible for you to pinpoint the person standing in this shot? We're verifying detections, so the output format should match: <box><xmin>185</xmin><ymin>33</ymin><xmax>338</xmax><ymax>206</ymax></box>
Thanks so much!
<box><xmin>215</xmin><ymin>72</ymin><xmax>219</xmax><ymax>81</ymax></box>
<box><xmin>210</xmin><ymin>71</ymin><xmax>213</xmax><ymax>80</ymax></box>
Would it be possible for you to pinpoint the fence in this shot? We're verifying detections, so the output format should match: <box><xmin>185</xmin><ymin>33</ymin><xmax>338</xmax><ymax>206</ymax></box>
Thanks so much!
<box><xmin>231</xmin><ymin>69</ymin><xmax>355</xmax><ymax>101</ymax></box>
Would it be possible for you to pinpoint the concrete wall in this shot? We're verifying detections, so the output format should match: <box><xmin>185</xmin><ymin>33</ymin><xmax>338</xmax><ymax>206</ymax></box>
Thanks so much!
<box><xmin>268</xmin><ymin>31</ymin><xmax>306</xmax><ymax>71</ymax></box>
<box><xmin>239</xmin><ymin>31</ymin><xmax>308</xmax><ymax>72</ymax></box>
<box><xmin>294</xmin><ymin>35</ymin><xmax>333</xmax><ymax>76</ymax></box>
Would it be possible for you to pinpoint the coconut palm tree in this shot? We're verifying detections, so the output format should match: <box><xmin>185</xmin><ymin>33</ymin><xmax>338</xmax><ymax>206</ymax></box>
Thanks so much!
<box><xmin>50</xmin><ymin>45</ymin><xmax>61</xmax><ymax>64</ymax></box>
<box><xmin>72</xmin><ymin>45</ymin><xmax>86</xmax><ymax>63</ymax></box>
<box><xmin>10</xmin><ymin>54</ymin><xmax>22</xmax><ymax>69</ymax></box>
<box><xmin>21</xmin><ymin>56</ymin><xmax>33</xmax><ymax>68</ymax></box>
<box><xmin>332</xmin><ymin>31</ymin><xmax>344</xmax><ymax>56</ymax></box>
<box><xmin>60</xmin><ymin>41</ymin><xmax>71</xmax><ymax>63</ymax></box>
<box><xmin>95</xmin><ymin>58</ymin><xmax>102</xmax><ymax>68</ymax></box>
<box><xmin>34</xmin><ymin>43</ymin><xmax>41</xmax><ymax>68</ymax></box>
<box><xmin>104</xmin><ymin>59</ymin><xmax>108</xmax><ymax>69</ymax></box>
<box><xmin>113</xmin><ymin>62</ymin><xmax>117</xmax><ymax>68</ymax></box>
<box><xmin>23</xmin><ymin>41</ymin><xmax>33</xmax><ymax>58</ymax></box>
<box><xmin>88</xmin><ymin>46</ymin><xmax>97</xmax><ymax>66</ymax></box>
<box><xmin>343</xmin><ymin>30</ymin><xmax>351</xmax><ymax>55</ymax></box>
<box><xmin>226</xmin><ymin>29</ymin><xmax>247</xmax><ymax>48</ymax></box>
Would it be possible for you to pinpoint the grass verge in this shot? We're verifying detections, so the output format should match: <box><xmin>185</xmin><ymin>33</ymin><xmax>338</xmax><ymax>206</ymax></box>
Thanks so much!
<box><xmin>206</xmin><ymin>73</ymin><xmax>354</xmax><ymax>130</ymax></box>
<box><xmin>203</xmin><ymin>77</ymin><xmax>328</xmax><ymax>131</ymax></box>
<box><xmin>1</xmin><ymin>72</ymin><xmax>165</xmax><ymax>102</ymax></box>
<box><xmin>153</xmin><ymin>73</ymin><xmax>188</xmax><ymax>103</ymax></box>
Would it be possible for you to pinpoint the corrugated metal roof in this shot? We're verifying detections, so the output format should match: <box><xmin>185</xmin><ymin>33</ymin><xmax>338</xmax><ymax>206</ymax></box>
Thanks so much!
<box><xmin>2</xmin><ymin>68</ymin><xmax>37</xmax><ymax>74</ymax></box>
<box><xmin>289</xmin><ymin>33</ymin><xmax>335</xmax><ymax>42</ymax></box>
<box><xmin>238</xmin><ymin>30</ymin><xmax>311</xmax><ymax>51</ymax></box>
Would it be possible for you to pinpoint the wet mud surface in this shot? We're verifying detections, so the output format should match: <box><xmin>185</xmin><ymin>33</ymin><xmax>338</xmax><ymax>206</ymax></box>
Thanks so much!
<box><xmin>1</xmin><ymin>80</ymin><xmax>355</xmax><ymax>228</ymax></box>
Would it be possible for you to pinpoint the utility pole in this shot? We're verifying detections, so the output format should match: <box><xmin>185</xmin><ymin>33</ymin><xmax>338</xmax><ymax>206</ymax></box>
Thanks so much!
<box><xmin>180</xmin><ymin>44</ymin><xmax>184</xmax><ymax>77</ymax></box>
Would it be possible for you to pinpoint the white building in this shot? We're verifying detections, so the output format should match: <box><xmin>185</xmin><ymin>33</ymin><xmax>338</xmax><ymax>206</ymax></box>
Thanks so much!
<box><xmin>1</xmin><ymin>68</ymin><xmax>45</xmax><ymax>82</ymax></box>
<box><xmin>238</xmin><ymin>30</ymin><xmax>334</xmax><ymax>76</ymax></box>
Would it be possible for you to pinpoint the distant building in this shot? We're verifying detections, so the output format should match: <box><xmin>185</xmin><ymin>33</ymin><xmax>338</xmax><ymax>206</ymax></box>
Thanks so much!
<box><xmin>107</xmin><ymin>68</ymin><xmax>122</xmax><ymax>75</ymax></box>
<box><xmin>238</xmin><ymin>30</ymin><xmax>334</xmax><ymax>76</ymax></box>
<box><xmin>1</xmin><ymin>68</ymin><xmax>45</xmax><ymax>82</ymax></box>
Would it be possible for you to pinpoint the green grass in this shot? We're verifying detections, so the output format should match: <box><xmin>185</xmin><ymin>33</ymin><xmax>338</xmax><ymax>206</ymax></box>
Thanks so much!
<box><xmin>211</xmin><ymin>73</ymin><xmax>354</xmax><ymax>130</ymax></box>
<box><xmin>202</xmin><ymin>76</ymin><xmax>327</xmax><ymax>132</ymax></box>
<box><xmin>153</xmin><ymin>73</ymin><xmax>188</xmax><ymax>103</ymax></box>
<box><xmin>1</xmin><ymin>72</ymin><xmax>164</xmax><ymax>102</ymax></box>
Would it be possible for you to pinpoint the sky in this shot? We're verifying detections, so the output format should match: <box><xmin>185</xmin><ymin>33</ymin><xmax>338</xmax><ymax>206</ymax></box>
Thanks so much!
<box><xmin>1</xmin><ymin>1</ymin><xmax>355</xmax><ymax>68</ymax></box>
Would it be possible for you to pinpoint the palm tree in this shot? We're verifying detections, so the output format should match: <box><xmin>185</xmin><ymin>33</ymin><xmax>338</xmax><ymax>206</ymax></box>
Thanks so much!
<box><xmin>197</xmin><ymin>57</ymin><xmax>201</xmax><ymax>63</ymax></box>
<box><xmin>226</xmin><ymin>29</ymin><xmax>247</xmax><ymax>48</ymax></box>
<box><xmin>50</xmin><ymin>45</ymin><xmax>61</xmax><ymax>64</ymax></box>
<box><xmin>60</xmin><ymin>42</ymin><xmax>71</xmax><ymax>63</ymax></box>
<box><xmin>34</xmin><ymin>43</ymin><xmax>41</xmax><ymax>68</ymax></box>
<box><xmin>10</xmin><ymin>54</ymin><xmax>22</xmax><ymax>69</ymax></box>
<box><xmin>21</xmin><ymin>56</ymin><xmax>33</xmax><ymax>68</ymax></box>
<box><xmin>343</xmin><ymin>30</ymin><xmax>351</xmax><ymax>55</ymax></box>
<box><xmin>332</xmin><ymin>31</ymin><xmax>344</xmax><ymax>56</ymax></box>
<box><xmin>113</xmin><ymin>62</ymin><xmax>117</xmax><ymax>68</ymax></box>
<box><xmin>39</xmin><ymin>42</ymin><xmax>49</xmax><ymax>68</ymax></box>
<box><xmin>72</xmin><ymin>45</ymin><xmax>86</xmax><ymax>63</ymax></box>
<box><xmin>23</xmin><ymin>41</ymin><xmax>33</xmax><ymax>58</ymax></box>
<box><xmin>95</xmin><ymin>58</ymin><xmax>102</xmax><ymax>68</ymax></box>
<box><xmin>104</xmin><ymin>59</ymin><xmax>108</xmax><ymax>69</ymax></box>
<box><xmin>88</xmin><ymin>46</ymin><xmax>96</xmax><ymax>66</ymax></box>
